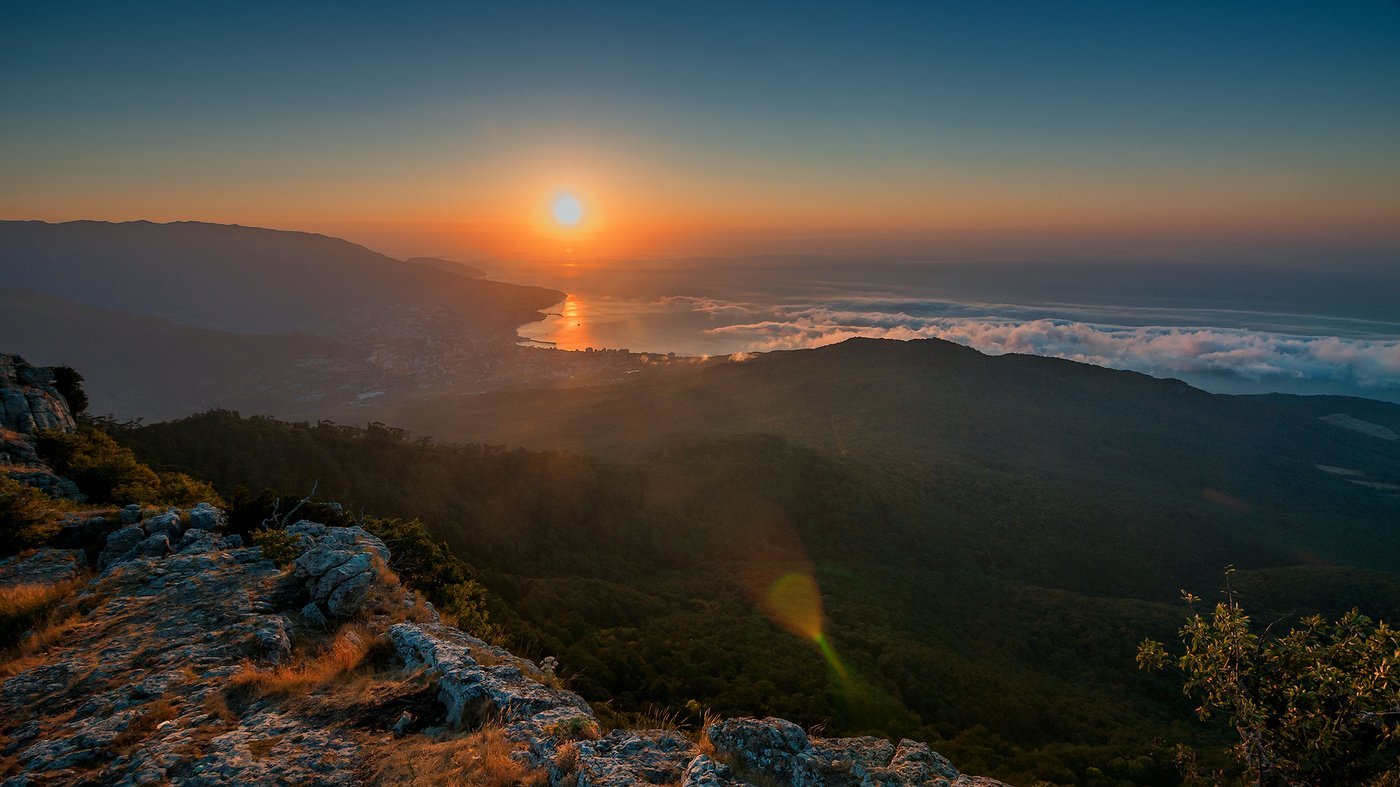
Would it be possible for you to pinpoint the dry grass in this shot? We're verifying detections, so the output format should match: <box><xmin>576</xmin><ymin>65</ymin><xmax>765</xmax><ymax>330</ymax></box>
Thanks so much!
<box><xmin>227</xmin><ymin>624</ymin><xmax>380</xmax><ymax>701</ymax></box>
<box><xmin>596</xmin><ymin>702</ymin><xmax>685</xmax><ymax>733</ymax></box>
<box><xmin>110</xmin><ymin>698</ymin><xmax>178</xmax><ymax>754</ymax></box>
<box><xmin>543</xmin><ymin>716</ymin><xmax>600</xmax><ymax>742</ymax></box>
<box><xmin>201</xmin><ymin>689</ymin><xmax>238</xmax><ymax>724</ymax></box>
<box><xmin>368</xmin><ymin>723</ymin><xmax>548</xmax><ymax>786</ymax></box>
<box><xmin>247</xmin><ymin>734</ymin><xmax>283</xmax><ymax>758</ymax></box>
<box><xmin>0</xmin><ymin>612</ymin><xmax>83</xmax><ymax>678</ymax></box>
<box><xmin>0</xmin><ymin>580</ymin><xmax>81</xmax><ymax>627</ymax></box>
<box><xmin>0</xmin><ymin>577</ymin><xmax>89</xmax><ymax>676</ymax></box>
<box><xmin>360</xmin><ymin>565</ymin><xmax>438</xmax><ymax>627</ymax></box>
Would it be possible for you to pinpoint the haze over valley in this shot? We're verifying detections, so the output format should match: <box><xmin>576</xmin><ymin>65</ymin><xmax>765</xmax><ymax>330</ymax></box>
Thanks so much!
<box><xmin>3</xmin><ymin>4</ymin><xmax>1399</xmax><ymax>786</ymax></box>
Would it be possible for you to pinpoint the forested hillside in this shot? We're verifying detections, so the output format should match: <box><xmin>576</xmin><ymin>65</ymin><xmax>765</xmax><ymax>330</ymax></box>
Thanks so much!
<box><xmin>114</xmin><ymin>411</ymin><xmax>1400</xmax><ymax>784</ymax></box>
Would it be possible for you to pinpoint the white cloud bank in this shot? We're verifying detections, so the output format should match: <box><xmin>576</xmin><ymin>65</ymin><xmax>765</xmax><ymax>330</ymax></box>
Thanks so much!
<box><xmin>699</xmin><ymin>303</ymin><xmax>1400</xmax><ymax>392</ymax></box>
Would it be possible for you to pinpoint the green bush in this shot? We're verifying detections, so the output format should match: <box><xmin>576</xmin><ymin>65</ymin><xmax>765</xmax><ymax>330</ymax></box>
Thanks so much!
<box><xmin>35</xmin><ymin>426</ymin><xmax>161</xmax><ymax>504</ymax></box>
<box><xmin>156</xmin><ymin>471</ymin><xmax>225</xmax><ymax>508</ymax></box>
<box><xmin>0</xmin><ymin>476</ymin><xmax>65</xmax><ymax>553</ymax></box>
<box><xmin>34</xmin><ymin>426</ymin><xmax>222</xmax><ymax>507</ymax></box>
<box><xmin>251</xmin><ymin>529</ymin><xmax>302</xmax><ymax>567</ymax></box>
<box><xmin>1139</xmin><ymin>577</ymin><xmax>1400</xmax><ymax>785</ymax></box>
<box><xmin>50</xmin><ymin>366</ymin><xmax>88</xmax><ymax>416</ymax></box>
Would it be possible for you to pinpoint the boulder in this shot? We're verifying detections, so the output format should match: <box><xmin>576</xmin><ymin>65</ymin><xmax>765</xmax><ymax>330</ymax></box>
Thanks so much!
<box><xmin>142</xmin><ymin>510</ymin><xmax>183</xmax><ymax>538</ymax></box>
<box><xmin>129</xmin><ymin>533</ymin><xmax>171</xmax><ymax>561</ymax></box>
<box><xmin>120</xmin><ymin>504</ymin><xmax>143</xmax><ymax>525</ymax></box>
<box><xmin>98</xmin><ymin>525</ymin><xmax>148</xmax><ymax>570</ymax></box>
<box><xmin>287</xmin><ymin>523</ymin><xmax>392</xmax><ymax>619</ymax></box>
<box><xmin>0</xmin><ymin>355</ymin><xmax>77</xmax><ymax>435</ymax></box>
<box><xmin>187</xmin><ymin>502</ymin><xmax>226</xmax><ymax>531</ymax></box>
<box><xmin>388</xmin><ymin>623</ymin><xmax>591</xmax><ymax>729</ymax></box>
<box><xmin>301</xmin><ymin>602</ymin><xmax>328</xmax><ymax>627</ymax></box>
<box><xmin>701</xmin><ymin>717</ymin><xmax>1008</xmax><ymax>787</ymax></box>
<box><xmin>177</xmin><ymin>528</ymin><xmax>218</xmax><ymax>554</ymax></box>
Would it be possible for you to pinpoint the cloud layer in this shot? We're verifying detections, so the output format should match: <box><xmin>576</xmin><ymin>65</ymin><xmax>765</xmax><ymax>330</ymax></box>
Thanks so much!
<box><xmin>681</xmin><ymin>299</ymin><xmax>1400</xmax><ymax>394</ymax></box>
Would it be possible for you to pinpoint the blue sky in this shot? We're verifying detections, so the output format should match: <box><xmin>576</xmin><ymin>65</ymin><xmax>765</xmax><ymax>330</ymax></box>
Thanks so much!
<box><xmin>4</xmin><ymin>2</ymin><xmax>1400</xmax><ymax>257</ymax></box>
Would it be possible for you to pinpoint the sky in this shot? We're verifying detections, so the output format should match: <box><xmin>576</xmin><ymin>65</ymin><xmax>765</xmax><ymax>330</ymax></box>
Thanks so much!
<box><xmin>4</xmin><ymin>1</ymin><xmax>1400</xmax><ymax>259</ymax></box>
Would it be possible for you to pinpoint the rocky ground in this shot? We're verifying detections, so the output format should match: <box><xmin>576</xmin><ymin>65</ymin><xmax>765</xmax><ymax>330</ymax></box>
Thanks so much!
<box><xmin>0</xmin><ymin>354</ymin><xmax>82</xmax><ymax>501</ymax></box>
<box><xmin>0</xmin><ymin>503</ymin><xmax>1009</xmax><ymax>786</ymax></box>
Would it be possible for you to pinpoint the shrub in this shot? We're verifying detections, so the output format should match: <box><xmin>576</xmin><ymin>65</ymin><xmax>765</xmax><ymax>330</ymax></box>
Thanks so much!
<box><xmin>155</xmin><ymin>472</ymin><xmax>224</xmax><ymax>508</ymax></box>
<box><xmin>1138</xmin><ymin>577</ymin><xmax>1400</xmax><ymax>785</ymax></box>
<box><xmin>228</xmin><ymin>624</ymin><xmax>380</xmax><ymax>700</ymax></box>
<box><xmin>438</xmin><ymin>579</ymin><xmax>501</xmax><ymax>641</ymax></box>
<box><xmin>35</xmin><ymin>427</ymin><xmax>161</xmax><ymax>504</ymax></box>
<box><xmin>0</xmin><ymin>477</ymin><xmax>65</xmax><ymax>552</ymax></box>
<box><xmin>250</xmin><ymin>529</ymin><xmax>302</xmax><ymax>567</ymax></box>
<box><xmin>49</xmin><ymin>367</ymin><xmax>88</xmax><ymax>416</ymax></box>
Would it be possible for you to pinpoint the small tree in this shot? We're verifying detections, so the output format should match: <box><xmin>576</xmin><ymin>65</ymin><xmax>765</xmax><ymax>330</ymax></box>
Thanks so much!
<box><xmin>1138</xmin><ymin>572</ymin><xmax>1400</xmax><ymax>786</ymax></box>
<box><xmin>50</xmin><ymin>366</ymin><xmax>88</xmax><ymax>416</ymax></box>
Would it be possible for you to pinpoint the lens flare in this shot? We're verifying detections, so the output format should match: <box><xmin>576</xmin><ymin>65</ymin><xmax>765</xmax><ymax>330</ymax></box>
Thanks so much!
<box><xmin>758</xmin><ymin>571</ymin><xmax>846</xmax><ymax>678</ymax></box>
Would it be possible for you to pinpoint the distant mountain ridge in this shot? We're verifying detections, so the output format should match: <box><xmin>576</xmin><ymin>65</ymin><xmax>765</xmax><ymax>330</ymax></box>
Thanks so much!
<box><xmin>0</xmin><ymin>220</ymin><xmax>559</xmax><ymax>335</ymax></box>
<box><xmin>0</xmin><ymin>220</ymin><xmax>572</xmax><ymax>418</ymax></box>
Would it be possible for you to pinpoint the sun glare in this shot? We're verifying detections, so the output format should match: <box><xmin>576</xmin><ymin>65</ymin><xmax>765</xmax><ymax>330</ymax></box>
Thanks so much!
<box><xmin>551</xmin><ymin>193</ymin><xmax>584</xmax><ymax>228</ymax></box>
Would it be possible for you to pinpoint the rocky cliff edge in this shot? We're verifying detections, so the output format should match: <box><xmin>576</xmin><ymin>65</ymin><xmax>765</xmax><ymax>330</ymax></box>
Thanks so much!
<box><xmin>0</xmin><ymin>504</ymin><xmax>1008</xmax><ymax>786</ymax></box>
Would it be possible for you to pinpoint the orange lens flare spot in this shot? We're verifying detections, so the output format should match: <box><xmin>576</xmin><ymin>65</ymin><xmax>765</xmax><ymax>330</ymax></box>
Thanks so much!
<box><xmin>761</xmin><ymin>571</ymin><xmax>825</xmax><ymax>642</ymax></box>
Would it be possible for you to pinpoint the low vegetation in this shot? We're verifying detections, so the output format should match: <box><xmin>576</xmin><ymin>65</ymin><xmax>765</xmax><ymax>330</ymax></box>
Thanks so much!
<box><xmin>368</xmin><ymin>722</ymin><xmax>549</xmax><ymax>787</ymax></box>
<box><xmin>1139</xmin><ymin>577</ymin><xmax>1400</xmax><ymax>785</ymax></box>
<box><xmin>0</xmin><ymin>477</ymin><xmax>69</xmax><ymax>552</ymax></box>
<box><xmin>0</xmin><ymin>578</ymin><xmax>84</xmax><ymax>647</ymax></box>
<box><xmin>34</xmin><ymin>424</ymin><xmax>221</xmax><ymax>507</ymax></box>
<box><xmin>109</xmin><ymin>410</ymin><xmax>1400</xmax><ymax>784</ymax></box>
<box><xmin>228</xmin><ymin>624</ymin><xmax>384</xmax><ymax>702</ymax></box>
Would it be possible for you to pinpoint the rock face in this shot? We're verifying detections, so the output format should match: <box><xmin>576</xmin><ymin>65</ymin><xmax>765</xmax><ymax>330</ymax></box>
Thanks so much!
<box><xmin>288</xmin><ymin>521</ymin><xmax>391</xmax><ymax>619</ymax></box>
<box><xmin>0</xmin><ymin>548</ymin><xmax>86</xmax><ymax>588</ymax></box>
<box><xmin>0</xmin><ymin>508</ymin><xmax>1008</xmax><ymax>786</ymax></box>
<box><xmin>0</xmin><ymin>353</ymin><xmax>83</xmax><ymax>502</ymax></box>
<box><xmin>0</xmin><ymin>354</ymin><xmax>77</xmax><ymax>438</ymax></box>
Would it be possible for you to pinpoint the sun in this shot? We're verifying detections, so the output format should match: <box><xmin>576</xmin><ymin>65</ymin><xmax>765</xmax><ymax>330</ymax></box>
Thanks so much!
<box><xmin>551</xmin><ymin>193</ymin><xmax>584</xmax><ymax>228</ymax></box>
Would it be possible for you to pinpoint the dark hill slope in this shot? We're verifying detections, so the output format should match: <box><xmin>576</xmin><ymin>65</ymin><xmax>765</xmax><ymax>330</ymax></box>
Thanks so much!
<box><xmin>374</xmin><ymin>336</ymin><xmax>1399</xmax><ymax>499</ymax></box>
<box><xmin>0</xmin><ymin>288</ymin><xmax>376</xmax><ymax>419</ymax></box>
<box><xmin>366</xmin><ymin>337</ymin><xmax>1400</xmax><ymax>575</ymax></box>
<box><xmin>0</xmin><ymin>220</ymin><xmax>560</xmax><ymax>336</ymax></box>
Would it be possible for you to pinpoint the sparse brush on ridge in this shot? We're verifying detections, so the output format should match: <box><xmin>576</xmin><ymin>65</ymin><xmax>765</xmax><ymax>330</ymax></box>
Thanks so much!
<box><xmin>227</xmin><ymin>623</ymin><xmax>383</xmax><ymax>701</ymax></box>
<box><xmin>367</xmin><ymin>722</ymin><xmax>548</xmax><ymax>787</ymax></box>
<box><xmin>33</xmin><ymin>425</ymin><xmax>222</xmax><ymax>507</ymax></box>
<box><xmin>0</xmin><ymin>477</ymin><xmax>70</xmax><ymax>551</ymax></box>
<box><xmin>0</xmin><ymin>578</ymin><xmax>85</xmax><ymax>651</ymax></box>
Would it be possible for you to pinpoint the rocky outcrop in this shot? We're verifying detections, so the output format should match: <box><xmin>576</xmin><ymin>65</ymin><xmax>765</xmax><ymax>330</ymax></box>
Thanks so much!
<box><xmin>0</xmin><ymin>509</ymin><xmax>1008</xmax><ymax>786</ymax></box>
<box><xmin>1</xmin><ymin>353</ymin><xmax>83</xmax><ymax>502</ymax></box>
<box><xmin>288</xmin><ymin>521</ymin><xmax>392</xmax><ymax>620</ymax></box>
<box><xmin>0</xmin><ymin>354</ymin><xmax>76</xmax><ymax>438</ymax></box>
<box><xmin>0</xmin><ymin>548</ymin><xmax>86</xmax><ymax>588</ymax></box>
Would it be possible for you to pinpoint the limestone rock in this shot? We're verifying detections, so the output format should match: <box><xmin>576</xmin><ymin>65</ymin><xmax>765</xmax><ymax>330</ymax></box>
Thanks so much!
<box><xmin>141</xmin><ymin>511</ymin><xmax>183</xmax><ymax>538</ymax></box>
<box><xmin>389</xmin><ymin>622</ymin><xmax>590</xmax><ymax>728</ymax></box>
<box><xmin>702</xmin><ymin>717</ymin><xmax>1012</xmax><ymax>787</ymax></box>
<box><xmin>0</xmin><ymin>548</ymin><xmax>86</xmax><ymax>587</ymax></box>
<box><xmin>98</xmin><ymin>525</ymin><xmax>148</xmax><ymax>571</ymax></box>
<box><xmin>0</xmin><ymin>354</ymin><xmax>77</xmax><ymax>436</ymax></box>
<box><xmin>0</xmin><ymin>518</ymin><xmax>1003</xmax><ymax>787</ymax></box>
<box><xmin>575</xmin><ymin>729</ymin><xmax>698</xmax><ymax>786</ymax></box>
<box><xmin>186</xmin><ymin>502</ymin><xmax>226</xmax><ymax>532</ymax></box>
<box><xmin>176</xmin><ymin>528</ymin><xmax>218</xmax><ymax>555</ymax></box>
<box><xmin>287</xmin><ymin>522</ymin><xmax>391</xmax><ymax>619</ymax></box>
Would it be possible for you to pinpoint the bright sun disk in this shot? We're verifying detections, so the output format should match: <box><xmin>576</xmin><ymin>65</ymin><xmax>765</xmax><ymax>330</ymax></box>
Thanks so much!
<box><xmin>552</xmin><ymin>193</ymin><xmax>584</xmax><ymax>228</ymax></box>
